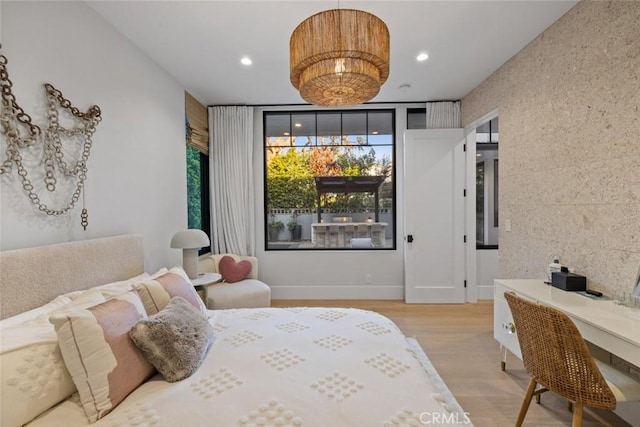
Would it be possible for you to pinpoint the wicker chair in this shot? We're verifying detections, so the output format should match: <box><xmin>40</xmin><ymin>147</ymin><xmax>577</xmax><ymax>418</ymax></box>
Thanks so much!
<box><xmin>504</xmin><ymin>292</ymin><xmax>640</xmax><ymax>427</ymax></box>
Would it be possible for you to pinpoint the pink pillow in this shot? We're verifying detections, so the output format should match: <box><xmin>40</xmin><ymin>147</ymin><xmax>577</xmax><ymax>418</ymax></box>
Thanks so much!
<box><xmin>219</xmin><ymin>256</ymin><xmax>252</xmax><ymax>283</ymax></box>
<box><xmin>49</xmin><ymin>292</ymin><xmax>154</xmax><ymax>422</ymax></box>
<box><xmin>134</xmin><ymin>268</ymin><xmax>207</xmax><ymax>316</ymax></box>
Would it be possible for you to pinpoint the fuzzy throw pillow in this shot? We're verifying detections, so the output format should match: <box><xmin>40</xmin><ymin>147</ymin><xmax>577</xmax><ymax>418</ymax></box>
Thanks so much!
<box><xmin>129</xmin><ymin>297</ymin><xmax>215</xmax><ymax>382</ymax></box>
<box><xmin>218</xmin><ymin>255</ymin><xmax>252</xmax><ymax>283</ymax></box>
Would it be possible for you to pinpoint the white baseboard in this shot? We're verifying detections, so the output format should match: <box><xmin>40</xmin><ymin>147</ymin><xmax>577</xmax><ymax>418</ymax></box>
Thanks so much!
<box><xmin>477</xmin><ymin>285</ymin><xmax>494</xmax><ymax>300</ymax></box>
<box><xmin>271</xmin><ymin>285</ymin><xmax>404</xmax><ymax>300</ymax></box>
<box><xmin>272</xmin><ymin>285</ymin><xmax>494</xmax><ymax>301</ymax></box>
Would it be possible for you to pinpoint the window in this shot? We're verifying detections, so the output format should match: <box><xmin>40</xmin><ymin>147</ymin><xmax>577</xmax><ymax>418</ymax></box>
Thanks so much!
<box><xmin>185</xmin><ymin>92</ymin><xmax>211</xmax><ymax>254</ymax></box>
<box><xmin>186</xmin><ymin>145</ymin><xmax>211</xmax><ymax>254</ymax></box>
<box><xmin>264</xmin><ymin>109</ymin><xmax>396</xmax><ymax>250</ymax></box>
<box><xmin>406</xmin><ymin>107</ymin><xmax>426</xmax><ymax>129</ymax></box>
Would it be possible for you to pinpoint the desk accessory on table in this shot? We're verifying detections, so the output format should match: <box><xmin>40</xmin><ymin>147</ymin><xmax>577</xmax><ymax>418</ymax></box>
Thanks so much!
<box><xmin>551</xmin><ymin>271</ymin><xmax>586</xmax><ymax>291</ymax></box>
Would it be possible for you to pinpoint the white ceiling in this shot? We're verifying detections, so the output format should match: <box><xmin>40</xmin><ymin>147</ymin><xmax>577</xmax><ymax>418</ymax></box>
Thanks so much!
<box><xmin>87</xmin><ymin>0</ymin><xmax>578</xmax><ymax>107</ymax></box>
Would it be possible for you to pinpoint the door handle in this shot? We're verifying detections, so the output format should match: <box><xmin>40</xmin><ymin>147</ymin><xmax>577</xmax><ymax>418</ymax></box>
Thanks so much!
<box><xmin>407</xmin><ymin>235</ymin><xmax>414</xmax><ymax>243</ymax></box>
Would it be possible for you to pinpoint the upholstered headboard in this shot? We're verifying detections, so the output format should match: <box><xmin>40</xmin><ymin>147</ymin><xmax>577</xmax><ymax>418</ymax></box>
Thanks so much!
<box><xmin>0</xmin><ymin>234</ymin><xmax>144</xmax><ymax>319</ymax></box>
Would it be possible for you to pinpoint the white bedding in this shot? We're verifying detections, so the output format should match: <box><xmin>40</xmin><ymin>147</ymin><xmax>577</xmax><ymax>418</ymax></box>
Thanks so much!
<box><xmin>27</xmin><ymin>307</ymin><xmax>471</xmax><ymax>427</ymax></box>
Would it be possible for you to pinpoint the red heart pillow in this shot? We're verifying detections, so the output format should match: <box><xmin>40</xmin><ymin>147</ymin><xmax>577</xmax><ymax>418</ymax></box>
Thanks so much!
<box><xmin>218</xmin><ymin>256</ymin><xmax>252</xmax><ymax>283</ymax></box>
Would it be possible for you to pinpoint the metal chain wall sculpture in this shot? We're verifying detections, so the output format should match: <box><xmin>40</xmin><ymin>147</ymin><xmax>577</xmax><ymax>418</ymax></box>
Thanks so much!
<box><xmin>0</xmin><ymin>43</ymin><xmax>102</xmax><ymax>230</ymax></box>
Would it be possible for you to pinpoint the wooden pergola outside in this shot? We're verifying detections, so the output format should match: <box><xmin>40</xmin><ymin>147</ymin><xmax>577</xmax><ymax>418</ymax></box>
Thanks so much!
<box><xmin>314</xmin><ymin>175</ymin><xmax>386</xmax><ymax>223</ymax></box>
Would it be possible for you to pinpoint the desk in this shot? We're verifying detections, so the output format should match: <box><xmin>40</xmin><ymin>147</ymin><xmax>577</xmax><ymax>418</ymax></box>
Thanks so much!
<box><xmin>495</xmin><ymin>279</ymin><xmax>640</xmax><ymax>424</ymax></box>
<box><xmin>311</xmin><ymin>222</ymin><xmax>387</xmax><ymax>248</ymax></box>
<box><xmin>494</xmin><ymin>279</ymin><xmax>640</xmax><ymax>367</ymax></box>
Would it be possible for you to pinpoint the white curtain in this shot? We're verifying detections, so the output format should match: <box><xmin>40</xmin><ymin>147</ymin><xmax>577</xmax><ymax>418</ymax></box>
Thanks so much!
<box><xmin>209</xmin><ymin>106</ymin><xmax>255</xmax><ymax>256</ymax></box>
<box><xmin>425</xmin><ymin>101</ymin><xmax>461</xmax><ymax>128</ymax></box>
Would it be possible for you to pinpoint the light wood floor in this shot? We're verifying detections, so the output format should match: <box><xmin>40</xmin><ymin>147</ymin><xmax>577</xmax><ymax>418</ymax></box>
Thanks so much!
<box><xmin>271</xmin><ymin>299</ymin><xmax>630</xmax><ymax>427</ymax></box>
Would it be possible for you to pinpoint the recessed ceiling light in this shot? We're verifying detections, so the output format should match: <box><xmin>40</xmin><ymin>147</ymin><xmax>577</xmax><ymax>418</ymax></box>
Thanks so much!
<box><xmin>372</xmin><ymin>131</ymin><xmax>379</xmax><ymax>135</ymax></box>
<box><xmin>416</xmin><ymin>52</ymin><xmax>429</xmax><ymax>62</ymax></box>
<box><xmin>284</xmin><ymin>132</ymin><xmax>290</xmax><ymax>136</ymax></box>
<box><xmin>240</xmin><ymin>56</ymin><xmax>252</xmax><ymax>65</ymax></box>
<box><xmin>294</xmin><ymin>123</ymin><xmax>302</xmax><ymax>128</ymax></box>
<box><xmin>476</xmin><ymin>153</ymin><xmax>482</xmax><ymax>157</ymax></box>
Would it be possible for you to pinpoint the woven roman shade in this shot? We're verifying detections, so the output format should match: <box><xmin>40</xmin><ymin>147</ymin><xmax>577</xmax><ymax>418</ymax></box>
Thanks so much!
<box><xmin>185</xmin><ymin>92</ymin><xmax>209</xmax><ymax>155</ymax></box>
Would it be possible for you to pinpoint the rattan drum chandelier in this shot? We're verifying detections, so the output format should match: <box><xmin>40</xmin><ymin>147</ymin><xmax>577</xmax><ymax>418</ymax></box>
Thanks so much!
<box><xmin>290</xmin><ymin>9</ymin><xmax>390</xmax><ymax>107</ymax></box>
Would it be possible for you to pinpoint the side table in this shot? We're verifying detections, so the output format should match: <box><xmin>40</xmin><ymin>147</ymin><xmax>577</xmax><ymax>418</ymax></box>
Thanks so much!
<box><xmin>191</xmin><ymin>272</ymin><xmax>222</xmax><ymax>308</ymax></box>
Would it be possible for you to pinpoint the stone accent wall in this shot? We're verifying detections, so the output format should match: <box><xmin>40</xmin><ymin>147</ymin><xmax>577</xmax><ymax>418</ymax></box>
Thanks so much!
<box><xmin>461</xmin><ymin>0</ymin><xmax>640</xmax><ymax>297</ymax></box>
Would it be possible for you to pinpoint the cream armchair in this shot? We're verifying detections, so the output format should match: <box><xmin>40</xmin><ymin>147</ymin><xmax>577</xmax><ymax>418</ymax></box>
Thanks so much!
<box><xmin>198</xmin><ymin>253</ymin><xmax>271</xmax><ymax>309</ymax></box>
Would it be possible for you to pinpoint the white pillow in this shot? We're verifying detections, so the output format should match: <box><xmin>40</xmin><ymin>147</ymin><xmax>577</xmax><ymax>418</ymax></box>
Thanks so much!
<box><xmin>94</xmin><ymin>272</ymin><xmax>153</xmax><ymax>299</ymax></box>
<box><xmin>0</xmin><ymin>295</ymin><xmax>72</xmax><ymax>329</ymax></box>
<box><xmin>1</xmin><ymin>289</ymin><xmax>107</xmax><ymax>354</ymax></box>
<box><xmin>0</xmin><ymin>289</ymin><xmax>106</xmax><ymax>427</ymax></box>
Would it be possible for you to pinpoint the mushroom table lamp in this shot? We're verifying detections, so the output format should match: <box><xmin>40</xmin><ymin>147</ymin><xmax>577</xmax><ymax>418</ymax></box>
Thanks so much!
<box><xmin>170</xmin><ymin>229</ymin><xmax>210</xmax><ymax>279</ymax></box>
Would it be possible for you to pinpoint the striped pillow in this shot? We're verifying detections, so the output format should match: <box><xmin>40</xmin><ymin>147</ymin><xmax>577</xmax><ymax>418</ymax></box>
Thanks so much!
<box><xmin>49</xmin><ymin>292</ymin><xmax>154</xmax><ymax>422</ymax></box>
<box><xmin>134</xmin><ymin>267</ymin><xmax>207</xmax><ymax>316</ymax></box>
<box><xmin>1</xmin><ymin>289</ymin><xmax>107</xmax><ymax>427</ymax></box>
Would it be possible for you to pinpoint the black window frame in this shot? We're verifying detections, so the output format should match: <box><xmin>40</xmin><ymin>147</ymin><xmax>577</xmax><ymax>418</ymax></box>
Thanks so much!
<box><xmin>263</xmin><ymin>108</ymin><xmax>397</xmax><ymax>251</ymax></box>
<box><xmin>186</xmin><ymin>145</ymin><xmax>211</xmax><ymax>255</ymax></box>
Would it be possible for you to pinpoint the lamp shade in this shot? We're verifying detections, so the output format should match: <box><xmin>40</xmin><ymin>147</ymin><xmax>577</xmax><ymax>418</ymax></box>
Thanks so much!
<box><xmin>170</xmin><ymin>229</ymin><xmax>210</xmax><ymax>249</ymax></box>
<box><xmin>290</xmin><ymin>9</ymin><xmax>390</xmax><ymax>107</ymax></box>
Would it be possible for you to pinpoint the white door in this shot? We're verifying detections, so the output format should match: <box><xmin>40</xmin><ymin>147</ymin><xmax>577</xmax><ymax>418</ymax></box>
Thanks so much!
<box><xmin>404</xmin><ymin>129</ymin><xmax>466</xmax><ymax>303</ymax></box>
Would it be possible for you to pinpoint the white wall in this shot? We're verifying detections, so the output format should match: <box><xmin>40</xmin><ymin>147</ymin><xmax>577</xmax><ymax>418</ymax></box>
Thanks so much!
<box><xmin>462</xmin><ymin>1</ymin><xmax>640</xmax><ymax>298</ymax></box>
<box><xmin>253</xmin><ymin>106</ymin><xmax>414</xmax><ymax>299</ymax></box>
<box><xmin>1</xmin><ymin>1</ymin><xmax>186</xmax><ymax>272</ymax></box>
<box><xmin>476</xmin><ymin>249</ymin><xmax>498</xmax><ymax>299</ymax></box>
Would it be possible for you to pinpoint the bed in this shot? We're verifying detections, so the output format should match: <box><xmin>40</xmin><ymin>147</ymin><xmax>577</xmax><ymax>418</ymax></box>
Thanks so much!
<box><xmin>0</xmin><ymin>235</ymin><xmax>472</xmax><ymax>427</ymax></box>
